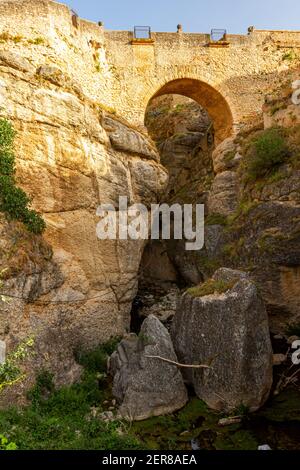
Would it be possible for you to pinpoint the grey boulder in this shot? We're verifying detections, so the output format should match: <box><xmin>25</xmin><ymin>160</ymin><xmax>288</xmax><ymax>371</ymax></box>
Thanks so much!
<box><xmin>109</xmin><ymin>314</ymin><xmax>188</xmax><ymax>421</ymax></box>
<box><xmin>171</xmin><ymin>268</ymin><xmax>273</xmax><ymax>412</ymax></box>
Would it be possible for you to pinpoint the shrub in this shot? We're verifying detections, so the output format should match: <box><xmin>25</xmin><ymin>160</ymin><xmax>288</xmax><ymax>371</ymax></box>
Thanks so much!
<box><xmin>243</xmin><ymin>128</ymin><xmax>289</xmax><ymax>181</ymax></box>
<box><xmin>0</xmin><ymin>340</ymin><xmax>144</xmax><ymax>450</ymax></box>
<box><xmin>75</xmin><ymin>337</ymin><xmax>120</xmax><ymax>373</ymax></box>
<box><xmin>0</xmin><ymin>119</ymin><xmax>45</xmax><ymax>234</ymax></box>
<box><xmin>205</xmin><ymin>213</ymin><xmax>228</xmax><ymax>226</ymax></box>
<box><xmin>0</xmin><ymin>338</ymin><xmax>34</xmax><ymax>393</ymax></box>
<box><xmin>28</xmin><ymin>37</ymin><xmax>45</xmax><ymax>46</ymax></box>
<box><xmin>0</xmin><ymin>434</ymin><xmax>17</xmax><ymax>450</ymax></box>
<box><xmin>286</xmin><ymin>323</ymin><xmax>300</xmax><ymax>337</ymax></box>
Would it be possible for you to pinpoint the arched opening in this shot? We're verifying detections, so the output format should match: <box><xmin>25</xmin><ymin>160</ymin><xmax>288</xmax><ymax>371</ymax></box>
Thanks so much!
<box><xmin>145</xmin><ymin>93</ymin><xmax>214</xmax><ymax>203</ymax></box>
<box><xmin>147</xmin><ymin>78</ymin><xmax>234</xmax><ymax>144</ymax></box>
<box><xmin>130</xmin><ymin>80</ymin><xmax>233</xmax><ymax>333</ymax></box>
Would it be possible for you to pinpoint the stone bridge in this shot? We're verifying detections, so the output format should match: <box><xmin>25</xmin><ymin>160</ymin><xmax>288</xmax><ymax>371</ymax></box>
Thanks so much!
<box><xmin>1</xmin><ymin>0</ymin><xmax>300</xmax><ymax>142</ymax></box>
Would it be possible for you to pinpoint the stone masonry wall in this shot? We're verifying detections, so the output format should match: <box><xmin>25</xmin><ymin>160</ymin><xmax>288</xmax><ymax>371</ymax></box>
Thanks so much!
<box><xmin>0</xmin><ymin>0</ymin><xmax>300</xmax><ymax>140</ymax></box>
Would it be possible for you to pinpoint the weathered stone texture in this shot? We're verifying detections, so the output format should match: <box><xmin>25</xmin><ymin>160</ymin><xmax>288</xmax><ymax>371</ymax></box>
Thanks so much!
<box><xmin>171</xmin><ymin>269</ymin><xmax>273</xmax><ymax>412</ymax></box>
<box><xmin>109</xmin><ymin>315</ymin><xmax>188</xmax><ymax>420</ymax></box>
<box><xmin>207</xmin><ymin>171</ymin><xmax>239</xmax><ymax>216</ymax></box>
<box><xmin>0</xmin><ymin>0</ymin><xmax>299</xmax><ymax>140</ymax></box>
<box><xmin>0</xmin><ymin>43</ymin><xmax>167</xmax><ymax>398</ymax></box>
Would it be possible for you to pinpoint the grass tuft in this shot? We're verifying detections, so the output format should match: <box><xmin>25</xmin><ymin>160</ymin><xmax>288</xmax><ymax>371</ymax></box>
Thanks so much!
<box><xmin>187</xmin><ymin>279</ymin><xmax>236</xmax><ymax>298</ymax></box>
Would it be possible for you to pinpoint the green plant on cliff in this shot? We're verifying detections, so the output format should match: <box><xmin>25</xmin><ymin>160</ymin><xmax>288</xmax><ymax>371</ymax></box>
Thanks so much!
<box><xmin>0</xmin><ymin>338</ymin><xmax>34</xmax><ymax>394</ymax></box>
<box><xmin>187</xmin><ymin>279</ymin><xmax>236</xmax><ymax>298</ymax></box>
<box><xmin>27</xmin><ymin>37</ymin><xmax>45</xmax><ymax>46</ymax></box>
<box><xmin>0</xmin><ymin>119</ymin><xmax>45</xmax><ymax>234</ymax></box>
<box><xmin>0</xmin><ymin>434</ymin><xmax>17</xmax><ymax>450</ymax></box>
<box><xmin>282</xmin><ymin>50</ymin><xmax>297</xmax><ymax>62</ymax></box>
<box><xmin>0</xmin><ymin>341</ymin><xmax>143</xmax><ymax>450</ymax></box>
<box><xmin>243</xmin><ymin>127</ymin><xmax>289</xmax><ymax>181</ymax></box>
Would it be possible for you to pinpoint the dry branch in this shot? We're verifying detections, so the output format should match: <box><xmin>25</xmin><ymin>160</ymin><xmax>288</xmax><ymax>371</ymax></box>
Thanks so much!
<box><xmin>145</xmin><ymin>355</ymin><xmax>212</xmax><ymax>369</ymax></box>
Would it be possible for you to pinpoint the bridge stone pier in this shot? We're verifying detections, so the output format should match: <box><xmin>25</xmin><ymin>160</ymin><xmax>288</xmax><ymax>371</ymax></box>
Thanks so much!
<box><xmin>0</xmin><ymin>0</ymin><xmax>300</xmax><ymax>142</ymax></box>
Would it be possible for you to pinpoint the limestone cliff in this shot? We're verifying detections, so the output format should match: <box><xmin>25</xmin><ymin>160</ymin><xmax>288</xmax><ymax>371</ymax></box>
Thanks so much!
<box><xmin>0</xmin><ymin>49</ymin><xmax>167</xmax><ymax>401</ymax></box>
<box><xmin>202</xmin><ymin>78</ymin><xmax>300</xmax><ymax>333</ymax></box>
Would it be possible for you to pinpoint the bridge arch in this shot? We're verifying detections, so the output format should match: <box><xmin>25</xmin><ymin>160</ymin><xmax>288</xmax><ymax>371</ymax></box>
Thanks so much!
<box><xmin>145</xmin><ymin>78</ymin><xmax>234</xmax><ymax>144</ymax></box>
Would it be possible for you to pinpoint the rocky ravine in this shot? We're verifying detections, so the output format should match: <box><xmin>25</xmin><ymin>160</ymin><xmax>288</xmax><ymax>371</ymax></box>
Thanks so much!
<box><xmin>0</xmin><ymin>51</ymin><xmax>167</xmax><ymax>402</ymax></box>
<box><xmin>109</xmin><ymin>269</ymin><xmax>273</xmax><ymax>418</ymax></box>
<box><xmin>143</xmin><ymin>82</ymin><xmax>300</xmax><ymax>335</ymax></box>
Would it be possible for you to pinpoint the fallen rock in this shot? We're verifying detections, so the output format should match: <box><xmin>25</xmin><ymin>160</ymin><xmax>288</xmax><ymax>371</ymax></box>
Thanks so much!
<box><xmin>218</xmin><ymin>416</ymin><xmax>242</xmax><ymax>427</ymax></box>
<box><xmin>138</xmin><ymin>287</ymin><xmax>180</xmax><ymax>323</ymax></box>
<box><xmin>287</xmin><ymin>335</ymin><xmax>300</xmax><ymax>345</ymax></box>
<box><xmin>171</xmin><ymin>268</ymin><xmax>273</xmax><ymax>412</ymax></box>
<box><xmin>273</xmin><ymin>354</ymin><xmax>287</xmax><ymax>366</ymax></box>
<box><xmin>109</xmin><ymin>315</ymin><xmax>188</xmax><ymax>421</ymax></box>
<box><xmin>99</xmin><ymin>411</ymin><xmax>115</xmax><ymax>422</ymax></box>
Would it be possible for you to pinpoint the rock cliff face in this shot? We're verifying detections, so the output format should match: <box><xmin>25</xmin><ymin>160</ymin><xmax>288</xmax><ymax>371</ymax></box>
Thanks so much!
<box><xmin>143</xmin><ymin>84</ymin><xmax>300</xmax><ymax>334</ymax></box>
<box><xmin>140</xmin><ymin>95</ymin><xmax>213</xmax><ymax>293</ymax></box>
<box><xmin>202</xmin><ymin>78</ymin><xmax>300</xmax><ymax>332</ymax></box>
<box><xmin>145</xmin><ymin>95</ymin><xmax>214</xmax><ymax>203</ymax></box>
<box><xmin>0</xmin><ymin>50</ymin><xmax>167</xmax><ymax>399</ymax></box>
<box><xmin>0</xmin><ymin>11</ymin><xmax>299</xmax><ymax>409</ymax></box>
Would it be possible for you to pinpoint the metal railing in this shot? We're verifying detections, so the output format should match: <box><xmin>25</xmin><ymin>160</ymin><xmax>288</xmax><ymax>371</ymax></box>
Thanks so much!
<box><xmin>210</xmin><ymin>29</ymin><xmax>227</xmax><ymax>42</ymax></box>
<box><xmin>134</xmin><ymin>26</ymin><xmax>152</xmax><ymax>40</ymax></box>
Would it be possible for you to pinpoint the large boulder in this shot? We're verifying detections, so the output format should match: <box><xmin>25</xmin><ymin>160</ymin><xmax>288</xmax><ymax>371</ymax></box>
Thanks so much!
<box><xmin>109</xmin><ymin>315</ymin><xmax>188</xmax><ymax>421</ymax></box>
<box><xmin>171</xmin><ymin>268</ymin><xmax>273</xmax><ymax>412</ymax></box>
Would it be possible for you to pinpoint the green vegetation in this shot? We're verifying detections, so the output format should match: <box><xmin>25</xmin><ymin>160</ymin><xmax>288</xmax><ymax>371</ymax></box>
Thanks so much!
<box><xmin>0</xmin><ymin>338</ymin><xmax>34</xmax><ymax>394</ymax></box>
<box><xmin>0</xmin><ymin>119</ymin><xmax>45</xmax><ymax>234</ymax></box>
<box><xmin>227</xmin><ymin>200</ymin><xmax>259</xmax><ymax>227</ymax></box>
<box><xmin>187</xmin><ymin>279</ymin><xmax>236</xmax><ymax>298</ymax></box>
<box><xmin>0</xmin><ymin>340</ymin><xmax>143</xmax><ymax>450</ymax></box>
<box><xmin>197</xmin><ymin>255</ymin><xmax>221</xmax><ymax>276</ymax></box>
<box><xmin>286</xmin><ymin>323</ymin><xmax>300</xmax><ymax>338</ymax></box>
<box><xmin>257</xmin><ymin>388</ymin><xmax>300</xmax><ymax>423</ymax></box>
<box><xmin>205</xmin><ymin>213</ymin><xmax>228</xmax><ymax>226</ymax></box>
<box><xmin>0</xmin><ymin>339</ymin><xmax>298</xmax><ymax>450</ymax></box>
<box><xmin>131</xmin><ymin>397</ymin><xmax>259</xmax><ymax>450</ymax></box>
<box><xmin>222</xmin><ymin>237</ymin><xmax>246</xmax><ymax>262</ymax></box>
<box><xmin>256</xmin><ymin>228</ymin><xmax>288</xmax><ymax>254</ymax></box>
<box><xmin>255</xmin><ymin>170</ymin><xmax>286</xmax><ymax>189</ymax></box>
<box><xmin>282</xmin><ymin>50</ymin><xmax>297</xmax><ymax>62</ymax></box>
<box><xmin>0</xmin><ymin>434</ymin><xmax>17</xmax><ymax>450</ymax></box>
<box><xmin>223</xmin><ymin>150</ymin><xmax>236</xmax><ymax>163</ymax></box>
<box><xmin>27</xmin><ymin>37</ymin><xmax>45</xmax><ymax>46</ymax></box>
<box><xmin>172</xmin><ymin>103</ymin><xmax>189</xmax><ymax>114</ymax></box>
<box><xmin>242</xmin><ymin>128</ymin><xmax>289</xmax><ymax>181</ymax></box>
<box><xmin>0</xmin><ymin>32</ymin><xmax>23</xmax><ymax>43</ymax></box>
